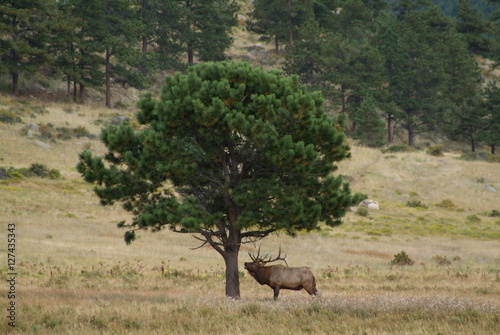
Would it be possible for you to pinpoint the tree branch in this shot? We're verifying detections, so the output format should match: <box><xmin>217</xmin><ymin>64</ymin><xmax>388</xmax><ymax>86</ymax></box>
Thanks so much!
<box><xmin>241</xmin><ymin>228</ymin><xmax>277</xmax><ymax>243</ymax></box>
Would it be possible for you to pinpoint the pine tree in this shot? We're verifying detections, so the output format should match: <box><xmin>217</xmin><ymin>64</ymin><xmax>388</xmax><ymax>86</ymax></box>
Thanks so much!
<box><xmin>248</xmin><ymin>0</ymin><xmax>336</xmax><ymax>50</ymax></box>
<box><xmin>438</xmin><ymin>29</ymin><xmax>485</xmax><ymax>152</ymax></box>
<box><xmin>66</xmin><ymin>0</ymin><xmax>144</xmax><ymax>107</ymax></box>
<box><xmin>285</xmin><ymin>1</ymin><xmax>386</xmax><ymax>122</ymax></box>
<box><xmin>247</xmin><ymin>0</ymin><xmax>290</xmax><ymax>51</ymax></box>
<box><xmin>352</xmin><ymin>94</ymin><xmax>387</xmax><ymax>147</ymax></box>
<box><xmin>378</xmin><ymin>3</ymin><xmax>472</xmax><ymax>146</ymax></box>
<box><xmin>77</xmin><ymin>61</ymin><xmax>360</xmax><ymax>299</ymax></box>
<box><xmin>173</xmin><ymin>0</ymin><xmax>239</xmax><ymax>64</ymax></box>
<box><xmin>0</xmin><ymin>0</ymin><xmax>55</xmax><ymax>95</ymax></box>
<box><xmin>457</xmin><ymin>0</ymin><xmax>491</xmax><ymax>56</ymax></box>
<box><xmin>479</xmin><ymin>82</ymin><xmax>500</xmax><ymax>154</ymax></box>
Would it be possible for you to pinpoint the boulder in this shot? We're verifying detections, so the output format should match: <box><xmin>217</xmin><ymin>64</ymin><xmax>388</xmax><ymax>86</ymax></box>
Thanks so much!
<box><xmin>485</xmin><ymin>185</ymin><xmax>497</xmax><ymax>192</ymax></box>
<box><xmin>28</xmin><ymin>123</ymin><xmax>40</xmax><ymax>132</ymax></box>
<box><xmin>359</xmin><ymin>199</ymin><xmax>380</xmax><ymax>210</ymax></box>
<box><xmin>34</xmin><ymin>140</ymin><xmax>51</xmax><ymax>149</ymax></box>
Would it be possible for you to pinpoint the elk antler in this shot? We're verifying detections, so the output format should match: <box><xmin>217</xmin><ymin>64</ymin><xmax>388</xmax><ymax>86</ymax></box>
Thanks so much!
<box><xmin>249</xmin><ymin>246</ymin><xmax>288</xmax><ymax>266</ymax></box>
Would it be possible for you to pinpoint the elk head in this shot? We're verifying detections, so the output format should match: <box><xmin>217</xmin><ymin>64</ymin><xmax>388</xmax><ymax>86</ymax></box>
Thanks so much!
<box><xmin>244</xmin><ymin>246</ymin><xmax>288</xmax><ymax>272</ymax></box>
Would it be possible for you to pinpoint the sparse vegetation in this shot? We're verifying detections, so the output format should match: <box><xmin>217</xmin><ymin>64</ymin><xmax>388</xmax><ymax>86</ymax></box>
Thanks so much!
<box><xmin>437</xmin><ymin>199</ymin><xmax>457</xmax><ymax>209</ymax></box>
<box><xmin>433</xmin><ymin>255</ymin><xmax>452</xmax><ymax>265</ymax></box>
<box><xmin>382</xmin><ymin>144</ymin><xmax>413</xmax><ymax>153</ymax></box>
<box><xmin>0</xmin><ymin>80</ymin><xmax>499</xmax><ymax>335</ymax></box>
<box><xmin>355</xmin><ymin>207</ymin><xmax>369</xmax><ymax>217</ymax></box>
<box><xmin>390</xmin><ymin>251</ymin><xmax>415</xmax><ymax>266</ymax></box>
<box><xmin>0</xmin><ymin>109</ymin><xmax>22</xmax><ymax>124</ymax></box>
<box><xmin>406</xmin><ymin>200</ymin><xmax>428</xmax><ymax>209</ymax></box>
<box><xmin>36</xmin><ymin>123</ymin><xmax>94</xmax><ymax>141</ymax></box>
<box><xmin>488</xmin><ymin>210</ymin><xmax>500</xmax><ymax>217</ymax></box>
<box><xmin>0</xmin><ymin>164</ymin><xmax>61</xmax><ymax>181</ymax></box>
<box><xmin>427</xmin><ymin>144</ymin><xmax>444</xmax><ymax>156</ymax></box>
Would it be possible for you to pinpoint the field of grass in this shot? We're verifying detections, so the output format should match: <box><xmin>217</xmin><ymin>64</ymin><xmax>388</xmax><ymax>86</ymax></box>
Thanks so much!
<box><xmin>0</xmin><ymin>95</ymin><xmax>499</xmax><ymax>334</ymax></box>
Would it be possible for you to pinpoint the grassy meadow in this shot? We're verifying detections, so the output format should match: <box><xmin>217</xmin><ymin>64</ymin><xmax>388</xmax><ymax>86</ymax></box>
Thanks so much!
<box><xmin>0</xmin><ymin>95</ymin><xmax>499</xmax><ymax>334</ymax></box>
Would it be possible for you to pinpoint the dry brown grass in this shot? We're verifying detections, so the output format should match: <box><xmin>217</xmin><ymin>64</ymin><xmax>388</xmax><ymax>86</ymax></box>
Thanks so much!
<box><xmin>1</xmin><ymin>96</ymin><xmax>499</xmax><ymax>334</ymax></box>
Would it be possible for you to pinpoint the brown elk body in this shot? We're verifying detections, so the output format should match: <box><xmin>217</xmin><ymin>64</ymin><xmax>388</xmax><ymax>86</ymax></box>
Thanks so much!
<box><xmin>244</xmin><ymin>247</ymin><xmax>318</xmax><ymax>300</ymax></box>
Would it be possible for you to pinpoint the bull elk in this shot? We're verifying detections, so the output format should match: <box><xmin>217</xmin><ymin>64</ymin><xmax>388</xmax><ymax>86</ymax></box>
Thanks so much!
<box><xmin>244</xmin><ymin>246</ymin><xmax>318</xmax><ymax>300</ymax></box>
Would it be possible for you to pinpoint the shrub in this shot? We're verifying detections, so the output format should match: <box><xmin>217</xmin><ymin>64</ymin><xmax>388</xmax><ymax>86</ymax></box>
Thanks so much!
<box><xmin>406</xmin><ymin>200</ymin><xmax>428</xmax><ymax>209</ymax></box>
<box><xmin>29</xmin><ymin>163</ymin><xmax>51</xmax><ymax>178</ymax></box>
<box><xmin>466</xmin><ymin>214</ymin><xmax>481</xmax><ymax>223</ymax></box>
<box><xmin>39</xmin><ymin>123</ymin><xmax>56</xmax><ymax>140</ymax></box>
<box><xmin>488</xmin><ymin>210</ymin><xmax>500</xmax><ymax>217</ymax></box>
<box><xmin>437</xmin><ymin>199</ymin><xmax>457</xmax><ymax>209</ymax></box>
<box><xmin>427</xmin><ymin>144</ymin><xmax>444</xmax><ymax>156</ymax></box>
<box><xmin>487</xmin><ymin>154</ymin><xmax>500</xmax><ymax>163</ymax></box>
<box><xmin>0</xmin><ymin>164</ymin><xmax>61</xmax><ymax>180</ymax></box>
<box><xmin>433</xmin><ymin>255</ymin><xmax>451</xmax><ymax>266</ymax></box>
<box><xmin>382</xmin><ymin>144</ymin><xmax>412</xmax><ymax>153</ymax></box>
<box><xmin>459</xmin><ymin>152</ymin><xmax>488</xmax><ymax>161</ymax></box>
<box><xmin>390</xmin><ymin>251</ymin><xmax>414</xmax><ymax>266</ymax></box>
<box><xmin>48</xmin><ymin>169</ymin><xmax>61</xmax><ymax>179</ymax></box>
<box><xmin>355</xmin><ymin>207</ymin><xmax>369</xmax><ymax>217</ymax></box>
<box><xmin>0</xmin><ymin>109</ymin><xmax>22</xmax><ymax>124</ymax></box>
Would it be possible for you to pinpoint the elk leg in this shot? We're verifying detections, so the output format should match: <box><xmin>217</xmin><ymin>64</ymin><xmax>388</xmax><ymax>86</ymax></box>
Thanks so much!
<box><xmin>273</xmin><ymin>287</ymin><xmax>280</xmax><ymax>300</ymax></box>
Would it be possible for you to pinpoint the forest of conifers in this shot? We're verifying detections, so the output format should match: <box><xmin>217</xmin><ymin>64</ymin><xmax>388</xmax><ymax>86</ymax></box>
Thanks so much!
<box><xmin>1</xmin><ymin>0</ymin><xmax>499</xmax><ymax>152</ymax></box>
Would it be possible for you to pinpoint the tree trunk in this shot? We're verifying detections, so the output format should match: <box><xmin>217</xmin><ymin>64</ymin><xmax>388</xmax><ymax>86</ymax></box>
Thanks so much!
<box><xmin>408</xmin><ymin>127</ymin><xmax>416</xmax><ymax>146</ymax></box>
<box><xmin>105</xmin><ymin>48</ymin><xmax>111</xmax><ymax>108</ymax></box>
<box><xmin>11</xmin><ymin>50</ymin><xmax>20</xmax><ymax>95</ymax></box>
<box><xmin>287</xmin><ymin>0</ymin><xmax>294</xmax><ymax>48</ymax></box>
<box><xmin>223</xmin><ymin>245</ymin><xmax>240</xmax><ymax>299</ymax></box>
<box><xmin>187</xmin><ymin>42</ymin><xmax>194</xmax><ymax>65</ymax></box>
<box><xmin>79</xmin><ymin>83</ymin><xmax>85</xmax><ymax>104</ymax></box>
<box><xmin>67</xmin><ymin>78</ymin><xmax>71</xmax><ymax>100</ymax></box>
<box><xmin>73</xmin><ymin>81</ymin><xmax>78</xmax><ymax>102</ymax></box>
<box><xmin>12</xmin><ymin>71</ymin><xmax>19</xmax><ymax>96</ymax></box>
<box><xmin>141</xmin><ymin>0</ymin><xmax>148</xmax><ymax>53</ymax></box>
<box><xmin>387</xmin><ymin>116</ymin><xmax>394</xmax><ymax>143</ymax></box>
<box><xmin>471</xmin><ymin>137</ymin><xmax>476</xmax><ymax>152</ymax></box>
<box><xmin>491</xmin><ymin>144</ymin><xmax>496</xmax><ymax>155</ymax></box>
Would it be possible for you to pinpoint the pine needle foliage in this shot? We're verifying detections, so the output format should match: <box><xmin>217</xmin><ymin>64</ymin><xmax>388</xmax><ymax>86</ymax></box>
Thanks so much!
<box><xmin>77</xmin><ymin>61</ymin><xmax>360</xmax><ymax>298</ymax></box>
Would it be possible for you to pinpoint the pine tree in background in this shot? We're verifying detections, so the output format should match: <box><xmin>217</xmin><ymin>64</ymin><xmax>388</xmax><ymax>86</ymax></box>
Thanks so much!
<box><xmin>249</xmin><ymin>0</ymin><xmax>337</xmax><ymax>51</ymax></box>
<box><xmin>479</xmin><ymin>82</ymin><xmax>500</xmax><ymax>154</ymax></box>
<box><xmin>352</xmin><ymin>94</ymin><xmax>387</xmax><ymax>147</ymax></box>
<box><xmin>173</xmin><ymin>0</ymin><xmax>239</xmax><ymax>64</ymax></box>
<box><xmin>457</xmin><ymin>0</ymin><xmax>492</xmax><ymax>56</ymax></box>
<box><xmin>378</xmin><ymin>4</ymin><xmax>475</xmax><ymax>146</ymax></box>
<box><xmin>0</xmin><ymin>0</ymin><xmax>55</xmax><ymax>95</ymax></box>
<box><xmin>437</xmin><ymin>29</ymin><xmax>485</xmax><ymax>152</ymax></box>
<box><xmin>285</xmin><ymin>1</ymin><xmax>386</xmax><ymax>127</ymax></box>
<box><xmin>77</xmin><ymin>61</ymin><xmax>360</xmax><ymax>299</ymax></box>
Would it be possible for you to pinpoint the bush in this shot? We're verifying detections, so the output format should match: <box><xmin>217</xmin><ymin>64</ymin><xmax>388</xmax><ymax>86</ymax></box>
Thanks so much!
<box><xmin>466</xmin><ymin>214</ymin><xmax>481</xmax><ymax>223</ymax></box>
<box><xmin>488</xmin><ymin>210</ymin><xmax>500</xmax><ymax>217</ymax></box>
<box><xmin>0</xmin><ymin>164</ymin><xmax>61</xmax><ymax>180</ymax></box>
<box><xmin>382</xmin><ymin>144</ymin><xmax>412</xmax><ymax>153</ymax></box>
<box><xmin>390</xmin><ymin>251</ymin><xmax>414</xmax><ymax>266</ymax></box>
<box><xmin>437</xmin><ymin>199</ymin><xmax>457</xmax><ymax>209</ymax></box>
<box><xmin>355</xmin><ymin>207</ymin><xmax>369</xmax><ymax>217</ymax></box>
<box><xmin>39</xmin><ymin>123</ymin><xmax>93</xmax><ymax>141</ymax></box>
<box><xmin>487</xmin><ymin>154</ymin><xmax>500</xmax><ymax>163</ymax></box>
<box><xmin>427</xmin><ymin>144</ymin><xmax>444</xmax><ymax>156</ymax></box>
<box><xmin>459</xmin><ymin>152</ymin><xmax>488</xmax><ymax>161</ymax></box>
<box><xmin>406</xmin><ymin>200</ymin><xmax>428</xmax><ymax>209</ymax></box>
<box><xmin>29</xmin><ymin>163</ymin><xmax>52</xmax><ymax>178</ymax></box>
<box><xmin>433</xmin><ymin>255</ymin><xmax>451</xmax><ymax>266</ymax></box>
<box><xmin>48</xmin><ymin>169</ymin><xmax>61</xmax><ymax>179</ymax></box>
<box><xmin>0</xmin><ymin>109</ymin><xmax>22</xmax><ymax>124</ymax></box>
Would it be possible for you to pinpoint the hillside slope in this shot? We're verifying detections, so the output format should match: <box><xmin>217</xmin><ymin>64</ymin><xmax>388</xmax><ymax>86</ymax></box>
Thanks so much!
<box><xmin>1</xmin><ymin>95</ymin><xmax>498</xmax><ymax>224</ymax></box>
